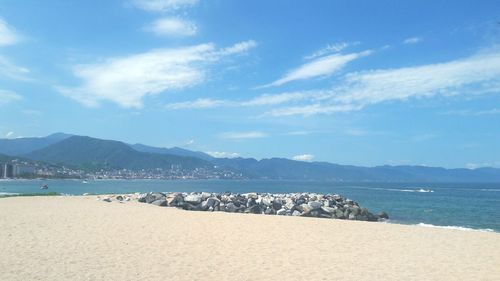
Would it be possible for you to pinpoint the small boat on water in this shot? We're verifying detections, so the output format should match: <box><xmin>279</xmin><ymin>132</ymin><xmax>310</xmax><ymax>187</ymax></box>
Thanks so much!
<box><xmin>40</xmin><ymin>184</ymin><xmax>49</xmax><ymax>190</ymax></box>
<box><xmin>82</xmin><ymin>180</ymin><xmax>88</xmax><ymax>184</ymax></box>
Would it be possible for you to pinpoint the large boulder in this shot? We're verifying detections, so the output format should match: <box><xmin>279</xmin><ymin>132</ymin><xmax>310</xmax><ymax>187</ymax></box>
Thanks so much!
<box><xmin>246</xmin><ymin>204</ymin><xmax>262</xmax><ymax>214</ymax></box>
<box><xmin>143</xmin><ymin>193</ymin><xmax>166</xmax><ymax>204</ymax></box>
<box><xmin>225</xmin><ymin>202</ymin><xmax>239</xmax><ymax>213</ymax></box>
<box><xmin>151</xmin><ymin>199</ymin><xmax>168</xmax><ymax>207</ymax></box>
<box><xmin>308</xmin><ymin>201</ymin><xmax>323</xmax><ymax>210</ymax></box>
<box><xmin>166</xmin><ymin>193</ymin><xmax>184</xmax><ymax>206</ymax></box>
<box><xmin>184</xmin><ymin>194</ymin><xmax>202</xmax><ymax>204</ymax></box>
<box><xmin>272</xmin><ymin>200</ymin><xmax>282</xmax><ymax>211</ymax></box>
<box><xmin>377</xmin><ymin>211</ymin><xmax>389</xmax><ymax>219</ymax></box>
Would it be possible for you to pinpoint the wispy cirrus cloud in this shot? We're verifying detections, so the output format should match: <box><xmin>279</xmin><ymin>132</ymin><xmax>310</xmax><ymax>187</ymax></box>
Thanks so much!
<box><xmin>131</xmin><ymin>0</ymin><xmax>198</xmax><ymax>12</ymax></box>
<box><xmin>403</xmin><ymin>37</ymin><xmax>422</xmax><ymax>44</ymax></box>
<box><xmin>0</xmin><ymin>18</ymin><xmax>21</xmax><ymax>46</ymax></box>
<box><xmin>165</xmin><ymin>91</ymin><xmax>325</xmax><ymax>110</ymax></box>
<box><xmin>166</xmin><ymin>48</ymin><xmax>500</xmax><ymax>117</ymax></box>
<box><xmin>0</xmin><ymin>56</ymin><xmax>30</xmax><ymax>80</ymax></box>
<box><xmin>303</xmin><ymin>42</ymin><xmax>358</xmax><ymax>60</ymax></box>
<box><xmin>58</xmin><ymin>40</ymin><xmax>257</xmax><ymax>108</ymax></box>
<box><xmin>146</xmin><ymin>17</ymin><xmax>197</xmax><ymax>37</ymax></box>
<box><xmin>258</xmin><ymin>50</ymin><xmax>372</xmax><ymax>88</ymax></box>
<box><xmin>0</xmin><ymin>90</ymin><xmax>22</xmax><ymax>106</ymax></box>
<box><xmin>268</xmin><ymin>48</ymin><xmax>500</xmax><ymax>116</ymax></box>
<box><xmin>219</xmin><ymin>131</ymin><xmax>267</xmax><ymax>140</ymax></box>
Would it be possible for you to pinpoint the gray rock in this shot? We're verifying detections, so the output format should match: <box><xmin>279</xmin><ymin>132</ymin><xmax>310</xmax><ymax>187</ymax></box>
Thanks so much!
<box><xmin>272</xmin><ymin>200</ymin><xmax>282</xmax><ymax>210</ymax></box>
<box><xmin>377</xmin><ymin>211</ymin><xmax>389</xmax><ymax>219</ymax></box>
<box><xmin>246</xmin><ymin>204</ymin><xmax>262</xmax><ymax>214</ymax></box>
<box><xmin>308</xmin><ymin>201</ymin><xmax>323</xmax><ymax>210</ymax></box>
<box><xmin>264</xmin><ymin>207</ymin><xmax>275</xmax><ymax>215</ymax></box>
<box><xmin>145</xmin><ymin>193</ymin><xmax>165</xmax><ymax>204</ymax></box>
<box><xmin>292</xmin><ymin>210</ymin><xmax>301</xmax><ymax>216</ymax></box>
<box><xmin>151</xmin><ymin>199</ymin><xmax>168</xmax><ymax>207</ymax></box>
<box><xmin>334</xmin><ymin>209</ymin><xmax>345</xmax><ymax>219</ymax></box>
<box><xmin>276</xmin><ymin>208</ymin><xmax>287</xmax><ymax>215</ymax></box>
<box><xmin>225</xmin><ymin>202</ymin><xmax>239</xmax><ymax>213</ymax></box>
<box><xmin>321</xmin><ymin>206</ymin><xmax>336</xmax><ymax>214</ymax></box>
<box><xmin>184</xmin><ymin>194</ymin><xmax>202</xmax><ymax>204</ymax></box>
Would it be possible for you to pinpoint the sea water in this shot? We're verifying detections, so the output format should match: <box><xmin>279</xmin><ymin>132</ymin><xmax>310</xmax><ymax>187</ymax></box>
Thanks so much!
<box><xmin>1</xmin><ymin>179</ymin><xmax>499</xmax><ymax>232</ymax></box>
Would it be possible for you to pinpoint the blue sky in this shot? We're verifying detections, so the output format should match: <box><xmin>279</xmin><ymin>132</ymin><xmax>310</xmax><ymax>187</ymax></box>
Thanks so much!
<box><xmin>1</xmin><ymin>0</ymin><xmax>500</xmax><ymax>168</ymax></box>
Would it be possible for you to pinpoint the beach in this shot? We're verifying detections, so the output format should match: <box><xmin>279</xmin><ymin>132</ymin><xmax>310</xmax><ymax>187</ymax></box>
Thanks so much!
<box><xmin>0</xmin><ymin>196</ymin><xmax>499</xmax><ymax>281</ymax></box>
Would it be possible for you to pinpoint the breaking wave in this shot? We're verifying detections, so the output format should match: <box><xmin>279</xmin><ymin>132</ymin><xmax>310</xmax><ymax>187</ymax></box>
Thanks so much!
<box><xmin>416</xmin><ymin>223</ymin><xmax>494</xmax><ymax>232</ymax></box>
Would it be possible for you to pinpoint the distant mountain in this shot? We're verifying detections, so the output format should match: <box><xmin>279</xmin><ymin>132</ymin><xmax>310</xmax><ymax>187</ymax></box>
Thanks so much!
<box><xmin>212</xmin><ymin>157</ymin><xmax>500</xmax><ymax>182</ymax></box>
<box><xmin>131</xmin><ymin>143</ymin><xmax>214</xmax><ymax>161</ymax></box>
<box><xmin>5</xmin><ymin>133</ymin><xmax>500</xmax><ymax>182</ymax></box>
<box><xmin>0</xmin><ymin>133</ymin><xmax>72</xmax><ymax>156</ymax></box>
<box><xmin>25</xmin><ymin>136</ymin><xmax>212</xmax><ymax>171</ymax></box>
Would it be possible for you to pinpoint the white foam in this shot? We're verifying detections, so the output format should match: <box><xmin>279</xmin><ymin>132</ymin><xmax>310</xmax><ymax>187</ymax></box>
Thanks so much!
<box><xmin>0</xmin><ymin>192</ymin><xmax>19</xmax><ymax>196</ymax></box>
<box><xmin>400</xmin><ymin>188</ymin><xmax>434</xmax><ymax>193</ymax></box>
<box><xmin>416</xmin><ymin>223</ymin><xmax>494</xmax><ymax>232</ymax></box>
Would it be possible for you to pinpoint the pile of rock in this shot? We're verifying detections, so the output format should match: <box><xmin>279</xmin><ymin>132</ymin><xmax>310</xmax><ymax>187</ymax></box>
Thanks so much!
<box><xmin>137</xmin><ymin>191</ymin><xmax>388</xmax><ymax>221</ymax></box>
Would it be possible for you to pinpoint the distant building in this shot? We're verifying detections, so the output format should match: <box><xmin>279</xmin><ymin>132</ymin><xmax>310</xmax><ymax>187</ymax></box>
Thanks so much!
<box><xmin>15</xmin><ymin>165</ymin><xmax>36</xmax><ymax>176</ymax></box>
<box><xmin>2</xmin><ymin>164</ymin><xmax>14</xmax><ymax>179</ymax></box>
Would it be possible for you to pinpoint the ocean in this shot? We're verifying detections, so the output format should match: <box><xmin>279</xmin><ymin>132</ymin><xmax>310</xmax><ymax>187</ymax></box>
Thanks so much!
<box><xmin>1</xmin><ymin>179</ymin><xmax>499</xmax><ymax>232</ymax></box>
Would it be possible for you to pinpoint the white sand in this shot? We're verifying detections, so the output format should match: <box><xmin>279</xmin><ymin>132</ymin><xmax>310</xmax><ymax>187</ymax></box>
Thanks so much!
<box><xmin>0</xmin><ymin>196</ymin><xmax>499</xmax><ymax>281</ymax></box>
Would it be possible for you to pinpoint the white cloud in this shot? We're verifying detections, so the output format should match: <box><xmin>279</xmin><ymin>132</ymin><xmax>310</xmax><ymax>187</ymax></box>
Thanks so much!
<box><xmin>216</xmin><ymin>40</ymin><xmax>257</xmax><ymax>56</ymax></box>
<box><xmin>403</xmin><ymin>37</ymin><xmax>422</xmax><ymax>44</ymax></box>
<box><xmin>132</xmin><ymin>0</ymin><xmax>198</xmax><ymax>12</ymax></box>
<box><xmin>166</xmin><ymin>98</ymin><xmax>229</xmax><ymax>109</ymax></box>
<box><xmin>205</xmin><ymin>151</ymin><xmax>240</xmax><ymax>158</ymax></box>
<box><xmin>292</xmin><ymin>154</ymin><xmax>314</xmax><ymax>162</ymax></box>
<box><xmin>0</xmin><ymin>90</ymin><xmax>22</xmax><ymax>106</ymax></box>
<box><xmin>165</xmin><ymin>91</ymin><xmax>317</xmax><ymax>110</ymax></box>
<box><xmin>266</xmin><ymin>49</ymin><xmax>500</xmax><ymax>116</ymax></box>
<box><xmin>0</xmin><ymin>56</ymin><xmax>30</xmax><ymax>80</ymax></box>
<box><xmin>147</xmin><ymin>17</ymin><xmax>197</xmax><ymax>37</ymax></box>
<box><xmin>304</xmin><ymin>42</ymin><xmax>358</xmax><ymax>60</ymax></box>
<box><xmin>259</xmin><ymin>50</ymin><xmax>372</xmax><ymax>88</ymax></box>
<box><xmin>219</xmin><ymin>131</ymin><xmax>267</xmax><ymax>140</ymax></box>
<box><xmin>58</xmin><ymin>41</ymin><xmax>257</xmax><ymax>108</ymax></box>
<box><xmin>0</xmin><ymin>18</ymin><xmax>21</xmax><ymax>46</ymax></box>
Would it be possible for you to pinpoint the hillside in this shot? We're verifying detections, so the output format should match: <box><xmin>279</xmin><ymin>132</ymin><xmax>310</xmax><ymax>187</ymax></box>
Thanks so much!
<box><xmin>25</xmin><ymin>136</ymin><xmax>212</xmax><ymax>171</ymax></box>
<box><xmin>0</xmin><ymin>133</ymin><xmax>71</xmax><ymax>156</ymax></box>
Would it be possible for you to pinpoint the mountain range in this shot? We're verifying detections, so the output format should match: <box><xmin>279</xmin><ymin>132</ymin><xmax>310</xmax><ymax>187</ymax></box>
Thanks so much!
<box><xmin>1</xmin><ymin>133</ymin><xmax>500</xmax><ymax>182</ymax></box>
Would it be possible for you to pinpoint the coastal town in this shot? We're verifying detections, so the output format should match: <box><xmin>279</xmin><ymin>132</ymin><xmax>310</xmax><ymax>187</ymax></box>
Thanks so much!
<box><xmin>0</xmin><ymin>159</ymin><xmax>246</xmax><ymax>180</ymax></box>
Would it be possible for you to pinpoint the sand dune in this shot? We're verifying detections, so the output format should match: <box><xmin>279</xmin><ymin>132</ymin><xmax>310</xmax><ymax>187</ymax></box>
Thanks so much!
<box><xmin>0</xmin><ymin>196</ymin><xmax>499</xmax><ymax>281</ymax></box>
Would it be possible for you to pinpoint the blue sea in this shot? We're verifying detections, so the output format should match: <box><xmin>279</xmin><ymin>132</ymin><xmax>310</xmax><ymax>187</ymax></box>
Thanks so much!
<box><xmin>1</xmin><ymin>179</ymin><xmax>499</xmax><ymax>232</ymax></box>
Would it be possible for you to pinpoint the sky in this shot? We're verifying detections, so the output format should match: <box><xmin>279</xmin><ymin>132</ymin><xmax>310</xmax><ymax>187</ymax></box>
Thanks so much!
<box><xmin>1</xmin><ymin>0</ymin><xmax>500</xmax><ymax>168</ymax></box>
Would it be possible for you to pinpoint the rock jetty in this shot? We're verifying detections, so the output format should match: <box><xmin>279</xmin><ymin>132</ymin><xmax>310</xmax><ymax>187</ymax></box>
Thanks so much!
<box><xmin>131</xmin><ymin>191</ymin><xmax>388</xmax><ymax>221</ymax></box>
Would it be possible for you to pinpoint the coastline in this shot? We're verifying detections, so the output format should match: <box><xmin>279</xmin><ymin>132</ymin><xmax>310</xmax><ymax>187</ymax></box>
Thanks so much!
<box><xmin>1</xmin><ymin>196</ymin><xmax>499</xmax><ymax>281</ymax></box>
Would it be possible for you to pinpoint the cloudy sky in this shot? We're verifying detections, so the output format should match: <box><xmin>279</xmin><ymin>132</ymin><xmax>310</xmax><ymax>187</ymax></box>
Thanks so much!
<box><xmin>1</xmin><ymin>0</ymin><xmax>499</xmax><ymax>168</ymax></box>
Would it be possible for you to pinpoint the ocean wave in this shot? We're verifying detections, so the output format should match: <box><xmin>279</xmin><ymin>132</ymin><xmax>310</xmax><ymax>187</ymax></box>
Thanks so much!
<box><xmin>479</xmin><ymin>189</ymin><xmax>500</xmax><ymax>192</ymax></box>
<box><xmin>0</xmin><ymin>192</ymin><xmax>19</xmax><ymax>196</ymax></box>
<box><xmin>367</xmin><ymin>187</ymin><xmax>434</xmax><ymax>193</ymax></box>
<box><xmin>416</xmin><ymin>223</ymin><xmax>494</xmax><ymax>232</ymax></box>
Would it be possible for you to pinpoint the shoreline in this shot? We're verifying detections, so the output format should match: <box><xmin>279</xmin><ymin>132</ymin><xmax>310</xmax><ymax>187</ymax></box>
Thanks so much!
<box><xmin>1</xmin><ymin>192</ymin><xmax>498</xmax><ymax>233</ymax></box>
<box><xmin>1</xmin><ymin>196</ymin><xmax>499</xmax><ymax>281</ymax></box>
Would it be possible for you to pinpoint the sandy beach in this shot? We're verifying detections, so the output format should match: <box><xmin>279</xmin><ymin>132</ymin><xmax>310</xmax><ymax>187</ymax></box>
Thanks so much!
<box><xmin>0</xmin><ymin>196</ymin><xmax>499</xmax><ymax>281</ymax></box>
